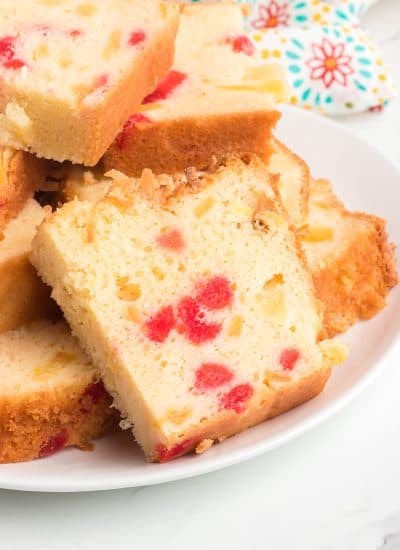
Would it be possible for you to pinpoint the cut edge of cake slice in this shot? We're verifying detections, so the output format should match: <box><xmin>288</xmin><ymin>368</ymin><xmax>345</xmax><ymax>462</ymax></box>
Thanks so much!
<box><xmin>31</xmin><ymin>159</ymin><xmax>343</xmax><ymax>462</ymax></box>
<box><xmin>302</xmin><ymin>178</ymin><xmax>397</xmax><ymax>338</ymax></box>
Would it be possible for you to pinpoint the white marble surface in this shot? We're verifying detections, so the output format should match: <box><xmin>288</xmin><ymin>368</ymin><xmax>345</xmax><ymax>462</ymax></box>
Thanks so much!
<box><xmin>0</xmin><ymin>2</ymin><xmax>399</xmax><ymax>549</ymax></box>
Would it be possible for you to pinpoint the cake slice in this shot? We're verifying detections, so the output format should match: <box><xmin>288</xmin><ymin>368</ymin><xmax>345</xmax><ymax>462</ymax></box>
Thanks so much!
<box><xmin>0</xmin><ymin>198</ymin><xmax>57</xmax><ymax>333</ymax></box>
<box><xmin>32</xmin><ymin>158</ymin><xmax>340</xmax><ymax>463</ymax></box>
<box><xmin>0</xmin><ymin>147</ymin><xmax>46</xmax><ymax>232</ymax></box>
<box><xmin>103</xmin><ymin>3</ymin><xmax>287</xmax><ymax>176</ymax></box>
<box><xmin>0</xmin><ymin>0</ymin><xmax>179</xmax><ymax>165</ymax></box>
<box><xmin>301</xmin><ymin>178</ymin><xmax>397</xmax><ymax>338</ymax></box>
<box><xmin>0</xmin><ymin>319</ymin><xmax>115</xmax><ymax>463</ymax></box>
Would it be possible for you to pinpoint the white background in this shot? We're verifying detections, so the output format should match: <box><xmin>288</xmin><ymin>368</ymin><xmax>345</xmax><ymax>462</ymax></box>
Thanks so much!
<box><xmin>1</xmin><ymin>1</ymin><xmax>400</xmax><ymax>548</ymax></box>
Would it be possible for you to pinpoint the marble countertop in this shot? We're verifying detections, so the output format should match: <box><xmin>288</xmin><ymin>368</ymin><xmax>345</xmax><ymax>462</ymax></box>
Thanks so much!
<box><xmin>0</xmin><ymin>2</ymin><xmax>399</xmax><ymax>549</ymax></box>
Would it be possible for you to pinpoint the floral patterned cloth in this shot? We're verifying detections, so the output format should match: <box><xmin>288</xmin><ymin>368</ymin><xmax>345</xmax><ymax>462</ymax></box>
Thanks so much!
<box><xmin>185</xmin><ymin>0</ymin><xmax>396</xmax><ymax>115</ymax></box>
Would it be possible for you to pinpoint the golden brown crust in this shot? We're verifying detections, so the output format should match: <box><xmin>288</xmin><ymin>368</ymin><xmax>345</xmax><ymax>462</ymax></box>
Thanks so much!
<box><xmin>0</xmin><ymin>252</ymin><xmax>58</xmax><ymax>334</ymax></box>
<box><xmin>148</xmin><ymin>368</ymin><xmax>331</xmax><ymax>462</ymax></box>
<box><xmin>0</xmin><ymin>150</ymin><xmax>46</xmax><ymax>233</ymax></box>
<box><xmin>147</xmin><ymin>388</ymin><xmax>275</xmax><ymax>462</ymax></box>
<box><xmin>0</xmin><ymin>379</ymin><xmax>117</xmax><ymax>464</ymax></box>
<box><xmin>103</xmin><ymin>110</ymin><xmax>280</xmax><ymax>176</ymax></box>
<box><xmin>266</xmin><ymin>366</ymin><xmax>331</xmax><ymax>419</ymax></box>
<box><xmin>315</xmin><ymin>212</ymin><xmax>397</xmax><ymax>339</ymax></box>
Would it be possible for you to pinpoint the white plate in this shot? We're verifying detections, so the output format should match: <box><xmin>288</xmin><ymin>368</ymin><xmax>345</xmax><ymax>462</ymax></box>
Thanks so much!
<box><xmin>1</xmin><ymin>106</ymin><xmax>399</xmax><ymax>492</ymax></box>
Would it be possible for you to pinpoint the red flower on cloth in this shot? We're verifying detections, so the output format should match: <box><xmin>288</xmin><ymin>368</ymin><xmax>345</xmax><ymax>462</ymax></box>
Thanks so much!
<box><xmin>306</xmin><ymin>38</ymin><xmax>354</xmax><ymax>89</ymax></box>
<box><xmin>251</xmin><ymin>1</ymin><xmax>289</xmax><ymax>29</ymax></box>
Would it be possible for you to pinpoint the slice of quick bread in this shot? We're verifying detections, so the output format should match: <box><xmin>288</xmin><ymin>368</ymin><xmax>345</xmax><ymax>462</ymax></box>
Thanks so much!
<box><xmin>0</xmin><ymin>0</ymin><xmax>179</xmax><ymax>164</ymax></box>
<box><xmin>0</xmin><ymin>319</ymin><xmax>115</xmax><ymax>463</ymax></box>
<box><xmin>103</xmin><ymin>3</ymin><xmax>286</xmax><ymax>175</ymax></box>
<box><xmin>0</xmin><ymin>198</ymin><xmax>56</xmax><ymax>333</ymax></box>
<box><xmin>0</xmin><ymin>147</ymin><xmax>46</xmax><ymax>232</ymax></box>
<box><xmin>31</xmin><ymin>159</ymin><xmax>341</xmax><ymax>463</ymax></box>
<box><xmin>301</xmin><ymin>178</ymin><xmax>397</xmax><ymax>338</ymax></box>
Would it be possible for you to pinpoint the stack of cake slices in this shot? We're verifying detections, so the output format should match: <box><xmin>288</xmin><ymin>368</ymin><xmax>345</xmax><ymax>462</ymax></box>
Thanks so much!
<box><xmin>0</xmin><ymin>1</ymin><xmax>396</xmax><ymax>464</ymax></box>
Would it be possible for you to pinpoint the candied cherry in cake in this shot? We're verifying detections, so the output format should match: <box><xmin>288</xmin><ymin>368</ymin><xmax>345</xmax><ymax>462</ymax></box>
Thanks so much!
<box><xmin>156</xmin><ymin>228</ymin><xmax>185</xmax><ymax>252</ymax></box>
<box><xmin>116</xmin><ymin>113</ymin><xmax>151</xmax><ymax>149</ymax></box>
<box><xmin>143</xmin><ymin>70</ymin><xmax>187</xmax><ymax>104</ymax></box>
<box><xmin>220</xmin><ymin>383</ymin><xmax>253</xmax><ymax>413</ymax></box>
<box><xmin>3</xmin><ymin>58</ymin><xmax>25</xmax><ymax>69</ymax></box>
<box><xmin>226</xmin><ymin>35</ymin><xmax>255</xmax><ymax>56</ymax></box>
<box><xmin>0</xmin><ymin>36</ymin><xmax>16</xmax><ymax>58</ymax></box>
<box><xmin>194</xmin><ymin>363</ymin><xmax>234</xmax><ymax>392</ymax></box>
<box><xmin>195</xmin><ymin>276</ymin><xmax>233</xmax><ymax>310</ymax></box>
<box><xmin>156</xmin><ymin>438</ymin><xmax>194</xmax><ymax>462</ymax></box>
<box><xmin>280</xmin><ymin>348</ymin><xmax>300</xmax><ymax>371</ymax></box>
<box><xmin>94</xmin><ymin>73</ymin><xmax>109</xmax><ymax>89</ymax></box>
<box><xmin>129</xmin><ymin>29</ymin><xmax>146</xmax><ymax>46</ymax></box>
<box><xmin>177</xmin><ymin>296</ymin><xmax>221</xmax><ymax>344</ymax></box>
<box><xmin>0</xmin><ymin>36</ymin><xmax>25</xmax><ymax>70</ymax></box>
<box><xmin>144</xmin><ymin>305</ymin><xmax>175</xmax><ymax>343</ymax></box>
<box><xmin>69</xmin><ymin>29</ymin><xmax>82</xmax><ymax>38</ymax></box>
<box><xmin>39</xmin><ymin>431</ymin><xmax>68</xmax><ymax>458</ymax></box>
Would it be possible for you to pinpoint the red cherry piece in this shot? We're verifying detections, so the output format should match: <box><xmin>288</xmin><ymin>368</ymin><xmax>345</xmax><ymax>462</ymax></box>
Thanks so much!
<box><xmin>115</xmin><ymin>112</ymin><xmax>151</xmax><ymax>150</ymax></box>
<box><xmin>69</xmin><ymin>29</ymin><xmax>82</xmax><ymax>38</ymax></box>
<box><xmin>156</xmin><ymin>438</ymin><xmax>194</xmax><ymax>462</ymax></box>
<box><xmin>279</xmin><ymin>348</ymin><xmax>300</xmax><ymax>371</ymax></box>
<box><xmin>194</xmin><ymin>363</ymin><xmax>234</xmax><ymax>392</ymax></box>
<box><xmin>195</xmin><ymin>276</ymin><xmax>233</xmax><ymax>311</ymax></box>
<box><xmin>0</xmin><ymin>35</ymin><xmax>25</xmax><ymax>70</ymax></box>
<box><xmin>220</xmin><ymin>383</ymin><xmax>253</xmax><ymax>413</ymax></box>
<box><xmin>143</xmin><ymin>70</ymin><xmax>187</xmax><ymax>104</ymax></box>
<box><xmin>39</xmin><ymin>431</ymin><xmax>68</xmax><ymax>458</ymax></box>
<box><xmin>227</xmin><ymin>35</ymin><xmax>255</xmax><ymax>56</ymax></box>
<box><xmin>156</xmin><ymin>228</ymin><xmax>185</xmax><ymax>252</ymax></box>
<box><xmin>84</xmin><ymin>380</ymin><xmax>108</xmax><ymax>405</ymax></box>
<box><xmin>177</xmin><ymin>296</ymin><xmax>221</xmax><ymax>344</ymax></box>
<box><xmin>129</xmin><ymin>30</ymin><xmax>146</xmax><ymax>46</ymax></box>
<box><xmin>144</xmin><ymin>305</ymin><xmax>175</xmax><ymax>343</ymax></box>
<box><xmin>94</xmin><ymin>73</ymin><xmax>109</xmax><ymax>89</ymax></box>
<box><xmin>3</xmin><ymin>58</ymin><xmax>25</xmax><ymax>69</ymax></box>
<box><xmin>0</xmin><ymin>36</ymin><xmax>16</xmax><ymax>59</ymax></box>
